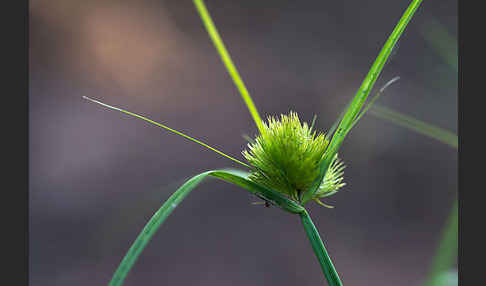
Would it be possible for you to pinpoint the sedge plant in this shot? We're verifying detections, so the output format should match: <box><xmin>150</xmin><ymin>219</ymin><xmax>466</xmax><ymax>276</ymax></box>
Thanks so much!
<box><xmin>84</xmin><ymin>0</ymin><xmax>423</xmax><ymax>285</ymax></box>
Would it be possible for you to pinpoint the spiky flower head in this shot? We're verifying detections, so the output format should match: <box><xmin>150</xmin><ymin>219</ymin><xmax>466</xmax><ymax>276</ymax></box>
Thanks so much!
<box><xmin>242</xmin><ymin>112</ymin><xmax>345</xmax><ymax>207</ymax></box>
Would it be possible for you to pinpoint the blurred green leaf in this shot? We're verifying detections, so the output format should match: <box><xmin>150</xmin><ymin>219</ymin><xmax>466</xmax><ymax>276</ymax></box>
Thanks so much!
<box><xmin>424</xmin><ymin>270</ymin><xmax>458</xmax><ymax>286</ymax></box>
<box><xmin>370</xmin><ymin>104</ymin><xmax>457</xmax><ymax>149</ymax></box>
<box><xmin>420</xmin><ymin>18</ymin><xmax>457</xmax><ymax>72</ymax></box>
<box><xmin>369</xmin><ymin>103</ymin><xmax>458</xmax><ymax>286</ymax></box>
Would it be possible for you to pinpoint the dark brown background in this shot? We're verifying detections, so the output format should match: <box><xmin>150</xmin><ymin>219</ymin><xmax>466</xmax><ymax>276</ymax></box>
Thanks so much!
<box><xmin>29</xmin><ymin>0</ymin><xmax>457</xmax><ymax>285</ymax></box>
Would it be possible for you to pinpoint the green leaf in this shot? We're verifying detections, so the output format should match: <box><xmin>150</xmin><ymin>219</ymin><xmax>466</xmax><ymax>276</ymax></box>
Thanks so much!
<box><xmin>108</xmin><ymin>169</ymin><xmax>304</xmax><ymax>286</ymax></box>
<box><xmin>370</xmin><ymin>104</ymin><xmax>458</xmax><ymax>149</ymax></box>
<box><xmin>366</xmin><ymin>99</ymin><xmax>457</xmax><ymax>286</ymax></box>
<box><xmin>423</xmin><ymin>270</ymin><xmax>458</xmax><ymax>286</ymax></box>
<box><xmin>420</xmin><ymin>18</ymin><xmax>457</xmax><ymax>72</ymax></box>
<box><xmin>367</xmin><ymin>103</ymin><xmax>458</xmax><ymax>286</ymax></box>
<box><xmin>347</xmin><ymin>76</ymin><xmax>401</xmax><ymax>133</ymax></box>
<box><xmin>83</xmin><ymin>96</ymin><xmax>250</xmax><ymax>168</ymax></box>
<box><xmin>368</xmin><ymin>22</ymin><xmax>458</xmax><ymax>285</ymax></box>
<box><xmin>302</xmin><ymin>0</ymin><xmax>423</xmax><ymax>204</ymax></box>
<box><xmin>422</xmin><ymin>201</ymin><xmax>458</xmax><ymax>286</ymax></box>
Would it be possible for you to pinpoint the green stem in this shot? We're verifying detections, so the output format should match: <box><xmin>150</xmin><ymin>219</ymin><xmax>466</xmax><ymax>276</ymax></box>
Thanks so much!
<box><xmin>300</xmin><ymin>209</ymin><xmax>343</xmax><ymax>286</ymax></box>
<box><xmin>193</xmin><ymin>0</ymin><xmax>265</xmax><ymax>133</ymax></box>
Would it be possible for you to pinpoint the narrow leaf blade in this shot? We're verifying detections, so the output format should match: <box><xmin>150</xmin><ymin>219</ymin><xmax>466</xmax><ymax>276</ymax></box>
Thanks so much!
<box><xmin>302</xmin><ymin>0</ymin><xmax>423</xmax><ymax>203</ymax></box>
<box><xmin>83</xmin><ymin>96</ymin><xmax>250</xmax><ymax>168</ymax></box>
<box><xmin>370</xmin><ymin>104</ymin><xmax>458</xmax><ymax>149</ymax></box>
<box><xmin>108</xmin><ymin>169</ymin><xmax>304</xmax><ymax>286</ymax></box>
<box><xmin>108</xmin><ymin>171</ymin><xmax>210</xmax><ymax>286</ymax></box>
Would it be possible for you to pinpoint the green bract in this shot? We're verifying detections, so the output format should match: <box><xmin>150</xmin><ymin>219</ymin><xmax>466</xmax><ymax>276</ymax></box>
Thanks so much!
<box><xmin>243</xmin><ymin>112</ymin><xmax>345</xmax><ymax>206</ymax></box>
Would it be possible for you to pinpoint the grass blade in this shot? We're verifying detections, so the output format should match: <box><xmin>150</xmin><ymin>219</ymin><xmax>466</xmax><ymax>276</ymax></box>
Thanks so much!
<box><xmin>347</xmin><ymin>76</ymin><xmax>401</xmax><ymax>133</ymax></box>
<box><xmin>302</xmin><ymin>0</ymin><xmax>423</xmax><ymax>203</ymax></box>
<box><xmin>193</xmin><ymin>0</ymin><xmax>264</xmax><ymax>133</ymax></box>
<box><xmin>108</xmin><ymin>172</ymin><xmax>208</xmax><ymax>286</ymax></box>
<box><xmin>108</xmin><ymin>169</ymin><xmax>304</xmax><ymax>286</ymax></box>
<box><xmin>422</xmin><ymin>201</ymin><xmax>458</xmax><ymax>286</ymax></box>
<box><xmin>367</xmin><ymin>103</ymin><xmax>457</xmax><ymax>286</ymax></box>
<box><xmin>369</xmin><ymin>104</ymin><xmax>458</xmax><ymax>149</ymax></box>
<box><xmin>420</xmin><ymin>18</ymin><xmax>457</xmax><ymax>72</ymax></box>
<box><xmin>423</xmin><ymin>270</ymin><xmax>458</xmax><ymax>286</ymax></box>
<box><xmin>369</xmin><ymin>103</ymin><xmax>458</xmax><ymax>286</ymax></box>
<box><xmin>209</xmin><ymin>169</ymin><xmax>305</xmax><ymax>214</ymax></box>
<box><xmin>83</xmin><ymin>96</ymin><xmax>250</xmax><ymax>168</ymax></box>
<box><xmin>367</xmin><ymin>104</ymin><xmax>458</xmax><ymax>286</ymax></box>
<box><xmin>300</xmin><ymin>210</ymin><xmax>343</xmax><ymax>286</ymax></box>
<box><xmin>370</xmin><ymin>19</ymin><xmax>458</xmax><ymax>285</ymax></box>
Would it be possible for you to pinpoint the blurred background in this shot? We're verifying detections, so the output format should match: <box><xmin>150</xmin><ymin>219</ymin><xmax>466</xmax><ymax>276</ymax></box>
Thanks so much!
<box><xmin>29</xmin><ymin>0</ymin><xmax>457</xmax><ymax>285</ymax></box>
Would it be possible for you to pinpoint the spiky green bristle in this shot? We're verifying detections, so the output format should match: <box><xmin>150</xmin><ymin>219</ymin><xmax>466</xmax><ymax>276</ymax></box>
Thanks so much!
<box><xmin>242</xmin><ymin>112</ymin><xmax>345</xmax><ymax>205</ymax></box>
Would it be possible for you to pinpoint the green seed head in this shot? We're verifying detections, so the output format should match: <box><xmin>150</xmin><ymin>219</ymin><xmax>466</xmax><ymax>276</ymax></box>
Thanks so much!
<box><xmin>242</xmin><ymin>111</ymin><xmax>345</xmax><ymax>206</ymax></box>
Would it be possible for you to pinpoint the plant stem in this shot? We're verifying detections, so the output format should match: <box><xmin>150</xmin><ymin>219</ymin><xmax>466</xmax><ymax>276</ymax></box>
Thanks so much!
<box><xmin>300</xmin><ymin>209</ymin><xmax>343</xmax><ymax>286</ymax></box>
<box><xmin>193</xmin><ymin>0</ymin><xmax>265</xmax><ymax>133</ymax></box>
